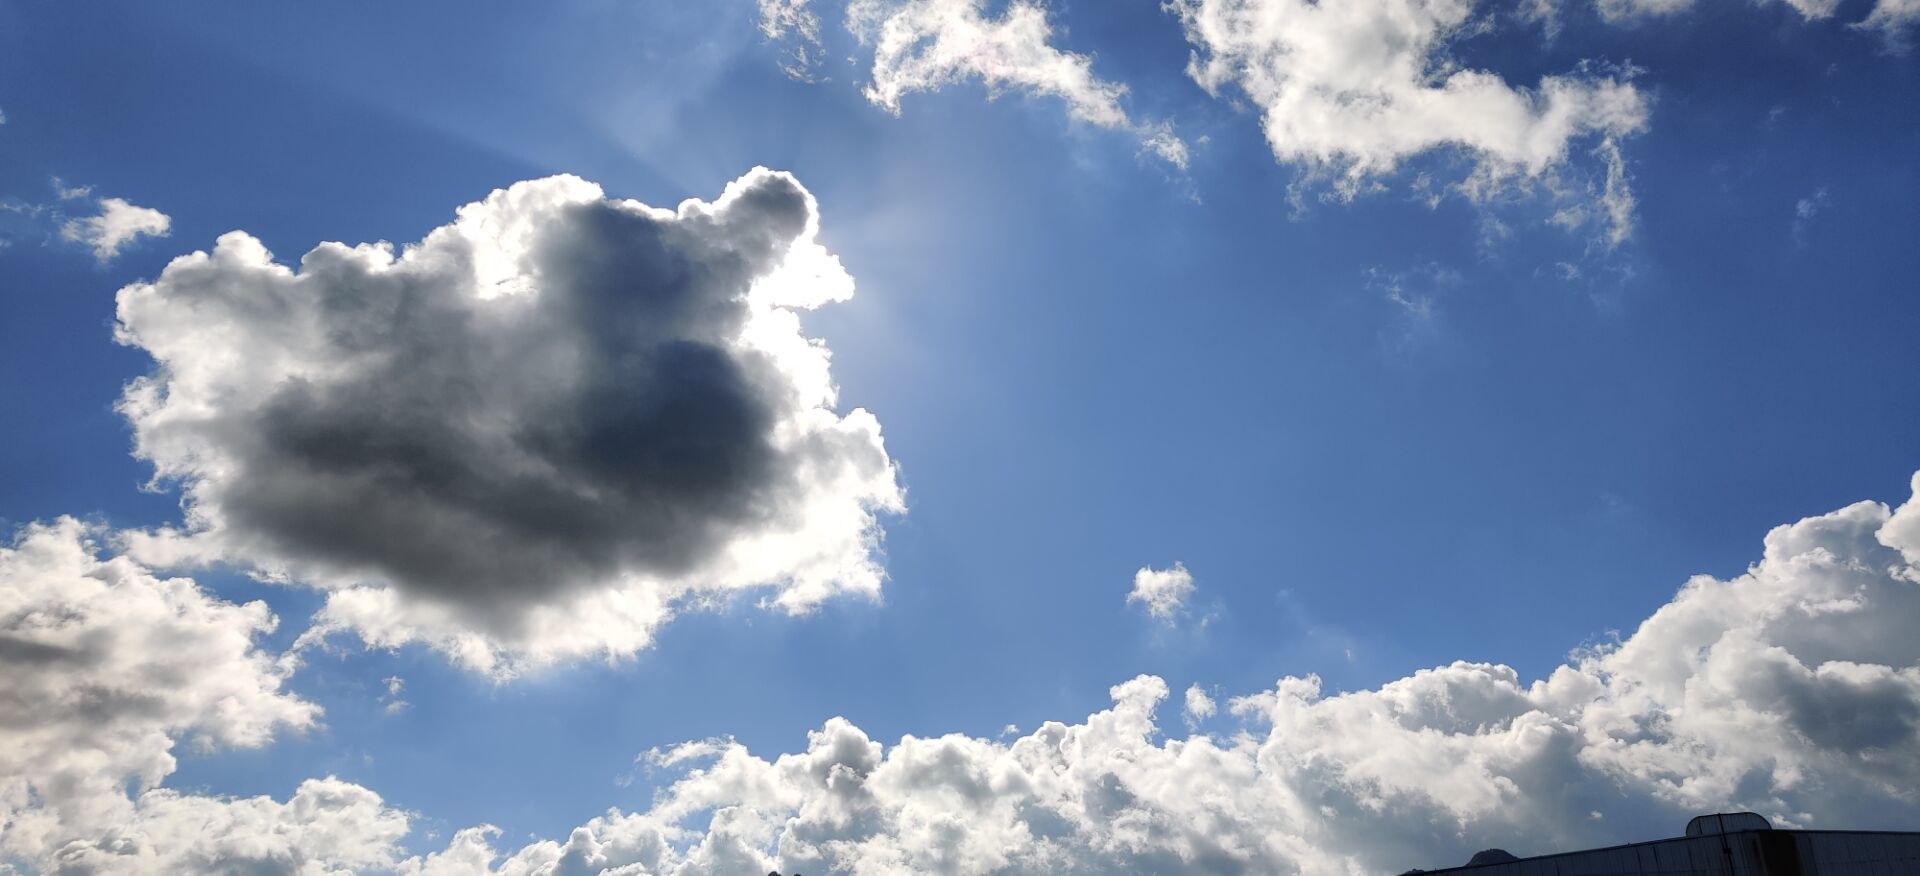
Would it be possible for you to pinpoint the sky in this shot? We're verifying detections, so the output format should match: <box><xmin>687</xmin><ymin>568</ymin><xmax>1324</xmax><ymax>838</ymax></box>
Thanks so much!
<box><xmin>1</xmin><ymin>0</ymin><xmax>1918</xmax><ymax>873</ymax></box>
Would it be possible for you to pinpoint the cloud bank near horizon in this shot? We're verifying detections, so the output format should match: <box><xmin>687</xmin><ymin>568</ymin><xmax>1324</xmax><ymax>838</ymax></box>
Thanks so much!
<box><xmin>7</xmin><ymin>474</ymin><xmax>1917</xmax><ymax>873</ymax></box>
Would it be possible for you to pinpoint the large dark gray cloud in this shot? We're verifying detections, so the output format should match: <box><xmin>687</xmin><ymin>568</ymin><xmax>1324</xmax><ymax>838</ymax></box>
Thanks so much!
<box><xmin>114</xmin><ymin>170</ymin><xmax>903</xmax><ymax>672</ymax></box>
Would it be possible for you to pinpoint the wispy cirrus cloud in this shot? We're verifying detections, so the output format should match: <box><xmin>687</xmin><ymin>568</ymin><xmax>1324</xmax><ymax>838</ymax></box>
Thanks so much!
<box><xmin>760</xmin><ymin>0</ymin><xmax>1190</xmax><ymax>167</ymax></box>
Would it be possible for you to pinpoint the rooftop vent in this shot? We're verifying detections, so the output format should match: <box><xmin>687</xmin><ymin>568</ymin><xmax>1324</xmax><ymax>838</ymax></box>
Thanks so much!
<box><xmin>1465</xmin><ymin>849</ymin><xmax>1520</xmax><ymax>865</ymax></box>
<box><xmin>1684</xmin><ymin>812</ymin><xmax>1772</xmax><ymax>837</ymax></box>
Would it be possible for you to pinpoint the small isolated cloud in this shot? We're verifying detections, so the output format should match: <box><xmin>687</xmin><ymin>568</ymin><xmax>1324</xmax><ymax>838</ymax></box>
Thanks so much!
<box><xmin>1171</xmin><ymin>0</ymin><xmax>1646</xmax><ymax>229</ymax></box>
<box><xmin>1127</xmin><ymin>562</ymin><xmax>1195</xmax><ymax>622</ymax></box>
<box><xmin>60</xmin><ymin>196</ymin><xmax>171</xmax><ymax>262</ymax></box>
<box><xmin>1794</xmin><ymin>185</ymin><xmax>1832</xmax><ymax>246</ymax></box>
<box><xmin>759</xmin><ymin>0</ymin><xmax>827</xmax><ymax>81</ymax></box>
<box><xmin>380</xmin><ymin>676</ymin><xmax>410</xmax><ymax>715</ymax></box>
<box><xmin>846</xmin><ymin>0</ymin><xmax>1189</xmax><ymax>167</ymax></box>
<box><xmin>115</xmin><ymin>169</ymin><xmax>904</xmax><ymax>675</ymax></box>
<box><xmin>1183</xmin><ymin>683</ymin><xmax>1216</xmax><ymax>726</ymax></box>
<box><xmin>51</xmin><ymin>177</ymin><xmax>93</xmax><ymax>201</ymax></box>
<box><xmin>1365</xmin><ymin>263</ymin><xmax>1462</xmax><ymax>320</ymax></box>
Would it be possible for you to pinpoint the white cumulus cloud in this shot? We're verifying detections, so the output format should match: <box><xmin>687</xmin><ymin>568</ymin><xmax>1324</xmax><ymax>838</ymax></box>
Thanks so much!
<box><xmin>1171</xmin><ymin>0</ymin><xmax>1647</xmax><ymax>225</ymax></box>
<box><xmin>60</xmin><ymin>196</ymin><xmax>171</xmax><ymax>262</ymax></box>
<box><xmin>11</xmin><ymin>475</ymin><xmax>1920</xmax><ymax>872</ymax></box>
<box><xmin>113</xmin><ymin>169</ymin><xmax>904</xmax><ymax>675</ymax></box>
<box><xmin>383</xmin><ymin>471</ymin><xmax>1920</xmax><ymax>874</ymax></box>
<box><xmin>1127</xmin><ymin>562</ymin><xmax>1196</xmax><ymax>623</ymax></box>
<box><xmin>42</xmin><ymin>778</ymin><xmax>413</xmax><ymax>875</ymax></box>
<box><xmin>0</xmin><ymin>519</ymin><xmax>413</xmax><ymax>872</ymax></box>
<box><xmin>1183</xmin><ymin>683</ymin><xmax>1217</xmax><ymax>723</ymax></box>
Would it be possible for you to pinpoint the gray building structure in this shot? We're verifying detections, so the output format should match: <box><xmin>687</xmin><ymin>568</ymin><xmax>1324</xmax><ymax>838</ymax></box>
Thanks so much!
<box><xmin>1411</xmin><ymin>814</ymin><xmax>1920</xmax><ymax>875</ymax></box>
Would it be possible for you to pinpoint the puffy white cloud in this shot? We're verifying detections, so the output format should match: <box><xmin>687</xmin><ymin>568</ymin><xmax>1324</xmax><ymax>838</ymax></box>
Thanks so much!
<box><xmin>407</xmin><ymin>473</ymin><xmax>1920</xmax><ymax>874</ymax></box>
<box><xmin>113</xmin><ymin>169</ymin><xmax>904</xmax><ymax>674</ymax></box>
<box><xmin>60</xmin><ymin>196</ymin><xmax>172</xmax><ymax>262</ymax></box>
<box><xmin>28</xmin><ymin>491</ymin><xmax>1920</xmax><ymax>874</ymax></box>
<box><xmin>1171</xmin><ymin>0</ymin><xmax>1647</xmax><ymax>217</ymax></box>
<box><xmin>43</xmin><ymin>778</ymin><xmax>413</xmax><ymax>876</ymax></box>
<box><xmin>0</xmin><ymin>519</ymin><xmax>421</xmax><ymax>873</ymax></box>
<box><xmin>1183</xmin><ymin>684</ymin><xmax>1217</xmax><ymax>723</ymax></box>
<box><xmin>847</xmin><ymin>0</ymin><xmax>1189</xmax><ymax>167</ymax></box>
<box><xmin>1126</xmin><ymin>562</ymin><xmax>1195</xmax><ymax>622</ymax></box>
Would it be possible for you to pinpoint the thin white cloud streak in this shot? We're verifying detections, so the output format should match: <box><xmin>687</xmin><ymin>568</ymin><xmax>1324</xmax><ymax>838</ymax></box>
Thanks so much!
<box><xmin>1597</xmin><ymin>0</ymin><xmax>1835</xmax><ymax>22</ymax></box>
<box><xmin>1593</xmin><ymin>0</ymin><xmax>1916</xmax><ymax>51</ymax></box>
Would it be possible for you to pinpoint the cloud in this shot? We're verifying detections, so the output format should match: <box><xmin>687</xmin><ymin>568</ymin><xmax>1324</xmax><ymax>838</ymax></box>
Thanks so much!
<box><xmin>1183</xmin><ymin>683</ymin><xmax>1217</xmax><ymax>725</ymax></box>
<box><xmin>0</xmin><ymin>519</ymin><xmax>374</xmax><ymax>869</ymax></box>
<box><xmin>846</xmin><ymin>0</ymin><xmax>1189</xmax><ymax>167</ymax></box>
<box><xmin>1856</xmin><ymin>0</ymin><xmax>1920</xmax><ymax>49</ymax></box>
<box><xmin>52</xmin><ymin>177</ymin><xmax>95</xmax><ymax>201</ymax></box>
<box><xmin>1364</xmin><ymin>263</ymin><xmax>1462</xmax><ymax>320</ymax></box>
<box><xmin>390</xmin><ymin>471</ymin><xmax>1920</xmax><ymax>874</ymax></box>
<box><xmin>380</xmin><ymin>676</ymin><xmax>410</xmax><ymax>715</ymax></box>
<box><xmin>1793</xmin><ymin>185</ymin><xmax>1831</xmax><ymax>247</ymax></box>
<box><xmin>1545</xmin><ymin>137</ymin><xmax>1636</xmax><ymax>248</ymax></box>
<box><xmin>60</xmin><ymin>196</ymin><xmax>172</xmax><ymax>262</ymax></box>
<box><xmin>1598</xmin><ymin>0</ymin><xmax>1838</xmax><ymax>22</ymax></box>
<box><xmin>9</xmin><ymin>478</ymin><xmax>1919</xmax><ymax>873</ymax></box>
<box><xmin>1595</xmin><ymin>0</ymin><xmax>1918</xmax><ymax>47</ymax></box>
<box><xmin>1171</xmin><ymin>0</ymin><xmax>1647</xmax><ymax>218</ymax></box>
<box><xmin>759</xmin><ymin>0</ymin><xmax>827</xmax><ymax>81</ymax></box>
<box><xmin>113</xmin><ymin>169</ymin><xmax>904</xmax><ymax>675</ymax></box>
<box><xmin>42</xmin><ymin>778</ymin><xmax>414</xmax><ymax>875</ymax></box>
<box><xmin>1127</xmin><ymin>562</ymin><xmax>1195</xmax><ymax>623</ymax></box>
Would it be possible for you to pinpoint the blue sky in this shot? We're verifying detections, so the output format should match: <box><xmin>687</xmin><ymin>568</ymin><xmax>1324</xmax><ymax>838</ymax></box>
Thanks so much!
<box><xmin>2</xmin><ymin>0</ymin><xmax>1919</xmax><ymax>873</ymax></box>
